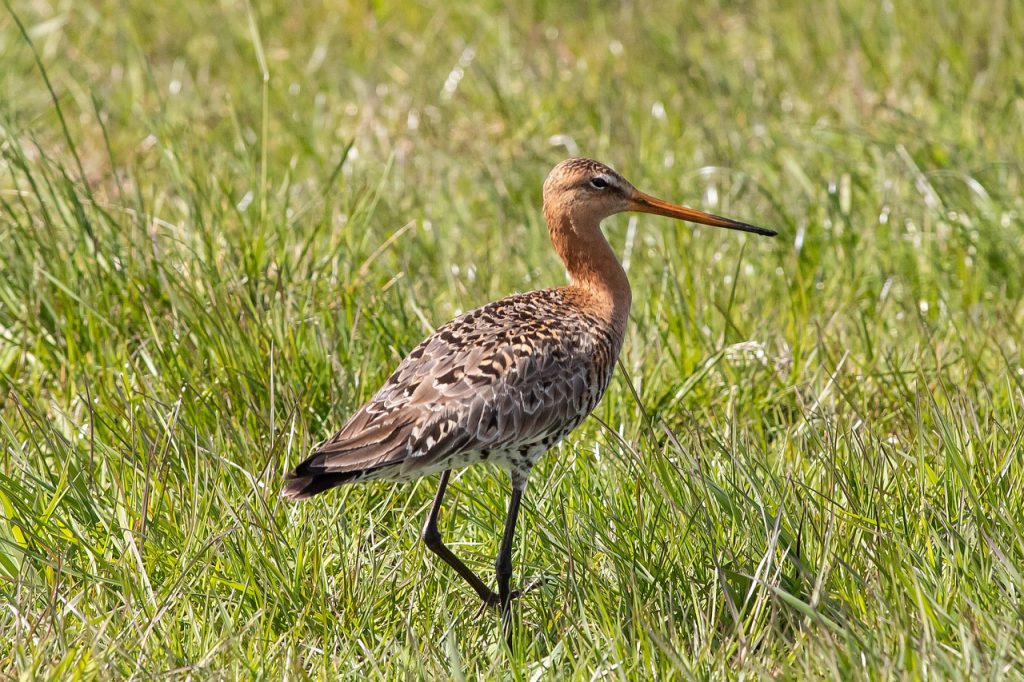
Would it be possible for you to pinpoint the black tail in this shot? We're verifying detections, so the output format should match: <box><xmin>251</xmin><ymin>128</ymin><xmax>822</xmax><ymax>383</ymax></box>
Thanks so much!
<box><xmin>281</xmin><ymin>454</ymin><xmax>394</xmax><ymax>501</ymax></box>
<box><xmin>281</xmin><ymin>471</ymin><xmax>359</xmax><ymax>500</ymax></box>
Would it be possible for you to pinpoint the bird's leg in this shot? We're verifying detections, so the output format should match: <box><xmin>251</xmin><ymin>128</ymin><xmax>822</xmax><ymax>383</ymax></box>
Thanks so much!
<box><xmin>495</xmin><ymin>477</ymin><xmax>525</xmax><ymax>649</ymax></box>
<box><xmin>421</xmin><ymin>469</ymin><xmax>500</xmax><ymax>606</ymax></box>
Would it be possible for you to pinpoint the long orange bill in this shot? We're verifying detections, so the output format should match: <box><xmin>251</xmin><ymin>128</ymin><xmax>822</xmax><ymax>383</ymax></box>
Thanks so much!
<box><xmin>629</xmin><ymin>191</ymin><xmax>777</xmax><ymax>237</ymax></box>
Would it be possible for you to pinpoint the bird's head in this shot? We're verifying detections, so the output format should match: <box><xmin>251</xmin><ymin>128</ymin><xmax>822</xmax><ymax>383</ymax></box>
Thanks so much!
<box><xmin>542</xmin><ymin>157</ymin><xmax>776</xmax><ymax>237</ymax></box>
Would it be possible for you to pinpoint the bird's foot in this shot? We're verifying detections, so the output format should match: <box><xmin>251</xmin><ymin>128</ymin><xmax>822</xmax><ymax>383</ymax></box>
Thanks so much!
<box><xmin>474</xmin><ymin>590</ymin><xmax>506</xmax><ymax>618</ymax></box>
<box><xmin>473</xmin><ymin>577</ymin><xmax>544</xmax><ymax>618</ymax></box>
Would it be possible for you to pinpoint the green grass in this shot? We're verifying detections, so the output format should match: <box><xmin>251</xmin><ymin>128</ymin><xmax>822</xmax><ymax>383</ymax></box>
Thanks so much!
<box><xmin>2</xmin><ymin>0</ymin><xmax>1024</xmax><ymax>678</ymax></box>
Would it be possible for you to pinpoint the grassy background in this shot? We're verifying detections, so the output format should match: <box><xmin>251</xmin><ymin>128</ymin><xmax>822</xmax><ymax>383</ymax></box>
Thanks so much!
<box><xmin>2</xmin><ymin>0</ymin><xmax>1024</xmax><ymax>678</ymax></box>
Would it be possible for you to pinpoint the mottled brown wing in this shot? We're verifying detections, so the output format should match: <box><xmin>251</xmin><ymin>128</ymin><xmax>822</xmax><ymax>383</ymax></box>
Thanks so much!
<box><xmin>282</xmin><ymin>294</ymin><xmax>604</xmax><ymax>499</ymax></box>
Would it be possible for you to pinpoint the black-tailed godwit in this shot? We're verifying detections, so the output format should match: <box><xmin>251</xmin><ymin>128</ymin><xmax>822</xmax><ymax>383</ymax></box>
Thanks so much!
<box><xmin>283</xmin><ymin>158</ymin><xmax>775</xmax><ymax>646</ymax></box>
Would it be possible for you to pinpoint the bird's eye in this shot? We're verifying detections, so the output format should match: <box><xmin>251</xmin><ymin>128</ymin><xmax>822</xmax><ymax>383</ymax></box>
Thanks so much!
<box><xmin>590</xmin><ymin>177</ymin><xmax>609</xmax><ymax>189</ymax></box>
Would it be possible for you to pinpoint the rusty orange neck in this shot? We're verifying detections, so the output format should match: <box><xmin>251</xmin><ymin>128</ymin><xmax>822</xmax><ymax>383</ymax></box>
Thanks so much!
<box><xmin>545</xmin><ymin>207</ymin><xmax>632</xmax><ymax>335</ymax></box>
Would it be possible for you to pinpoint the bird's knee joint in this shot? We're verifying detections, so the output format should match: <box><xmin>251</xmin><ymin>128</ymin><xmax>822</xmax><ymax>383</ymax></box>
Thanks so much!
<box><xmin>495</xmin><ymin>556</ymin><xmax>513</xmax><ymax>579</ymax></box>
<box><xmin>422</xmin><ymin>525</ymin><xmax>442</xmax><ymax>548</ymax></box>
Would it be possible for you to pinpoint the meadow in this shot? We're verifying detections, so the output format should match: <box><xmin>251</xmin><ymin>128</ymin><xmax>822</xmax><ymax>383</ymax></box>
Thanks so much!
<box><xmin>2</xmin><ymin>0</ymin><xmax>1024</xmax><ymax>678</ymax></box>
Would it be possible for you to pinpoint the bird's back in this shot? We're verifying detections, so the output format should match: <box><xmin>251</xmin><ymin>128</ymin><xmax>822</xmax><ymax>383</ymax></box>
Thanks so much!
<box><xmin>282</xmin><ymin>287</ymin><xmax>623</xmax><ymax>499</ymax></box>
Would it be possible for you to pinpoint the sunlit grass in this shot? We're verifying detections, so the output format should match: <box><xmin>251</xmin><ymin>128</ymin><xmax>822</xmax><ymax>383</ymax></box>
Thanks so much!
<box><xmin>2</xmin><ymin>0</ymin><xmax>1024</xmax><ymax>678</ymax></box>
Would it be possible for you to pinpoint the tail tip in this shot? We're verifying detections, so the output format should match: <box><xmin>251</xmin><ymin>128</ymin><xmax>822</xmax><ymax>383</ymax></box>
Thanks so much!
<box><xmin>281</xmin><ymin>476</ymin><xmax>315</xmax><ymax>501</ymax></box>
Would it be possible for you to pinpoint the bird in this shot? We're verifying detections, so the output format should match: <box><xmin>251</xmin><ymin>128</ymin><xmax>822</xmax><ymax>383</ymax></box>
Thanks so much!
<box><xmin>283</xmin><ymin>158</ymin><xmax>775</xmax><ymax>646</ymax></box>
